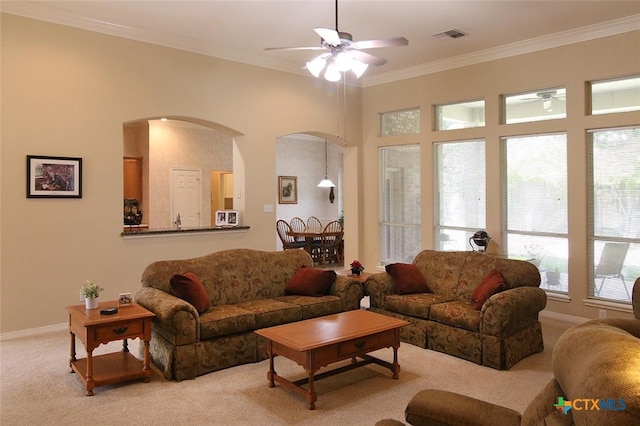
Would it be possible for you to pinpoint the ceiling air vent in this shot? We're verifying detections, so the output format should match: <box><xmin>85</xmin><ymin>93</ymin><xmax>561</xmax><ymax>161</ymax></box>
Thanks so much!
<box><xmin>432</xmin><ymin>29</ymin><xmax>468</xmax><ymax>40</ymax></box>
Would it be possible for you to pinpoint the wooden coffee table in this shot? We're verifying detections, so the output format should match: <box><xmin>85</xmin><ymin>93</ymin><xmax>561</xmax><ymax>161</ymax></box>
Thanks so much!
<box><xmin>66</xmin><ymin>301</ymin><xmax>155</xmax><ymax>395</ymax></box>
<box><xmin>255</xmin><ymin>309</ymin><xmax>408</xmax><ymax>409</ymax></box>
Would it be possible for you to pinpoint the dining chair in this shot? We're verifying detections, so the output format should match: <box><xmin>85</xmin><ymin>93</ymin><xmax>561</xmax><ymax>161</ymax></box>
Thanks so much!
<box><xmin>306</xmin><ymin>216</ymin><xmax>323</xmax><ymax>233</ymax></box>
<box><xmin>276</xmin><ymin>220</ymin><xmax>305</xmax><ymax>250</ymax></box>
<box><xmin>316</xmin><ymin>220</ymin><xmax>344</xmax><ymax>265</ymax></box>
<box><xmin>289</xmin><ymin>217</ymin><xmax>305</xmax><ymax>232</ymax></box>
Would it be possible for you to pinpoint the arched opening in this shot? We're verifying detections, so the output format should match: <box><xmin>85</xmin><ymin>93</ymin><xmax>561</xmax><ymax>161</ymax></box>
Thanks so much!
<box><xmin>275</xmin><ymin>132</ymin><xmax>344</xmax><ymax>251</ymax></box>
<box><xmin>123</xmin><ymin>116</ymin><xmax>244</xmax><ymax>231</ymax></box>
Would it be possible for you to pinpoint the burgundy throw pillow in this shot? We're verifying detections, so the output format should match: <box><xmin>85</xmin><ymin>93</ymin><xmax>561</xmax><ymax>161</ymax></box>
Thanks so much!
<box><xmin>471</xmin><ymin>269</ymin><xmax>508</xmax><ymax>310</ymax></box>
<box><xmin>285</xmin><ymin>267</ymin><xmax>336</xmax><ymax>296</ymax></box>
<box><xmin>385</xmin><ymin>263</ymin><xmax>430</xmax><ymax>295</ymax></box>
<box><xmin>170</xmin><ymin>272</ymin><xmax>210</xmax><ymax>314</ymax></box>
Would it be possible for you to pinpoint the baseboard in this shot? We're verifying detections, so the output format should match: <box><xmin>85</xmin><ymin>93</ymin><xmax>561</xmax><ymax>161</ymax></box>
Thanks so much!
<box><xmin>0</xmin><ymin>322</ymin><xmax>67</xmax><ymax>341</ymax></box>
<box><xmin>540</xmin><ymin>310</ymin><xmax>589</xmax><ymax>325</ymax></box>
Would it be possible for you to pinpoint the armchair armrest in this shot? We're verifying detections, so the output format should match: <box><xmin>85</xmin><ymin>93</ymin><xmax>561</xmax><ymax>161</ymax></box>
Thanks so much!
<box><xmin>405</xmin><ymin>389</ymin><xmax>521</xmax><ymax>426</ymax></box>
<box><xmin>330</xmin><ymin>275</ymin><xmax>364</xmax><ymax>310</ymax></box>
<box><xmin>363</xmin><ymin>272</ymin><xmax>395</xmax><ymax>308</ymax></box>
<box><xmin>481</xmin><ymin>286</ymin><xmax>547</xmax><ymax>336</ymax></box>
<box><xmin>134</xmin><ymin>287</ymin><xmax>200</xmax><ymax>345</ymax></box>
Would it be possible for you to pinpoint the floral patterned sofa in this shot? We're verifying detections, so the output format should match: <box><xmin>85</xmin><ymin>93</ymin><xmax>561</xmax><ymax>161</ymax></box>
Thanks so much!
<box><xmin>134</xmin><ymin>248</ymin><xmax>364</xmax><ymax>380</ymax></box>
<box><xmin>364</xmin><ymin>250</ymin><xmax>546</xmax><ymax>369</ymax></box>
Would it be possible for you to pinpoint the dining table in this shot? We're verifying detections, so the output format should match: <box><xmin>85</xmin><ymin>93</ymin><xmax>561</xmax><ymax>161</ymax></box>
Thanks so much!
<box><xmin>287</xmin><ymin>230</ymin><xmax>343</xmax><ymax>256</ymax></box>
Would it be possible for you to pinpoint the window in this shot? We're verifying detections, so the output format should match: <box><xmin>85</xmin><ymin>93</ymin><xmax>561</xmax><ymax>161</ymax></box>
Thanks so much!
<box><xmin>504</xmin><ymin>88</ymin><xmax>566</xmax><ymax>124</ymax></box>
<box><xmin>435</xmin><ymin>140</ymin><xmax>486</xmax><ymax>250</ymax></box>
<box><xmin>435</xmin><ymin>100</ymin><xmax>485</xmax><ymax>130</ymax></box>
<box><xmin>379</xmin><ymin>145</ymin><xmax>421</xmax><ymax>265</ymax></box>
<box><xmin>380</xmin><ymin>108</ymin><xmax>420</xmax><ymax>137</ymax></box>
<box><xmin>504</xmin><ymin>134</ymin><xmax>568</xmax><ymax>293</ymax></box>
<box><xmin>590</xmin><ymin>75</ymin><xmax>640</xmax><ymax>115</ymax></box>
<box><xmin>589</xmin><ymin>126</ymin><xmax>640</xmax><ymax>302</ymax></box>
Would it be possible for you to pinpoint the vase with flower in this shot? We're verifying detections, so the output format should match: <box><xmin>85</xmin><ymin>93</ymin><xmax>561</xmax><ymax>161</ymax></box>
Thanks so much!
<box><xmin>350</xmin><ymin>260</ymin><xmax>364</xmax><ymax>276</ymax></box>
<box><xmin>80</xmin><ymin>280</ymin><xmax>104</xmax><ymax>309</ymax></box>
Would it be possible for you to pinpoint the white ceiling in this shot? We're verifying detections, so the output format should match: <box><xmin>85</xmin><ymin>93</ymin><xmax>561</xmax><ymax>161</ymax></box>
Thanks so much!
<box><xmin>2</xmin><ymin>1</ymin><xmax>639</xmax><ymax>86</ymax></box>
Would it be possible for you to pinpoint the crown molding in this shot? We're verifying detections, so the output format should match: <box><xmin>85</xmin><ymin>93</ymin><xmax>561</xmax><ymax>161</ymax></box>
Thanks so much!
<box><xmin>1</xmin><ymin>3</ymin><xmax>638</xmax><ymax>88</ymax></box>
<box><xmin>362</xmin><ymin>14</ymin><xmax>640</xmax><ymax>87</ymax></box>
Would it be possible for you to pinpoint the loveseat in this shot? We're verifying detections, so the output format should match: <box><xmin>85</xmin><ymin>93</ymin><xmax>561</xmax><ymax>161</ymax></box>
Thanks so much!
<box><xmin>134</xmin><ymin>248</ymin><xmax>364</xmax><ymax>380</ymax></box>
<box><xmin>364</xmin><ymin>250</ymin><xmax>546</xmax><ymax>369</ymax></box>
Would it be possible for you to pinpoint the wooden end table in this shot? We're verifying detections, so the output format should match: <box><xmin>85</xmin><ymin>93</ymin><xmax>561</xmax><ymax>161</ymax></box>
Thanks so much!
<box><xmin>255</xmin><ymin>309</ymin><xmax>408</xmax><ymax>409</ymax></box>
<box><xmin>65</xmin><ymin>301</ymin><xmax>155</xmax><ymax>396</ymax></box>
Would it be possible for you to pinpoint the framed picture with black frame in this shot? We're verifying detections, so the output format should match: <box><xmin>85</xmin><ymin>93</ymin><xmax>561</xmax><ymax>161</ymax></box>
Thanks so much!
<box><xmin>27</xmin><ymin>155</ymin><xmax>82</xmax><ymax>198</ymax></box>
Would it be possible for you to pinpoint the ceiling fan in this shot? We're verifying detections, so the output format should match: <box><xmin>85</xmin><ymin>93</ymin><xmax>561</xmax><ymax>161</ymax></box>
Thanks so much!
<box><xmin>264</xmin><ymin>0</ymin><xmax>408</xmax><ymax>81</ymax></box>
<box><xmin>518</xmin><ymin>89</ymin><xmax>566</xmax><ymax>111</ymax></box>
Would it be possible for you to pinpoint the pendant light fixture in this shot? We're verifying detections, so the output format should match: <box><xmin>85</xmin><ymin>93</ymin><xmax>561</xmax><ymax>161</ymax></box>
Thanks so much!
<box><xmin>317</xmin><ymin>139</ymin><xmax>335</xmax><ymax>188</ymax></box>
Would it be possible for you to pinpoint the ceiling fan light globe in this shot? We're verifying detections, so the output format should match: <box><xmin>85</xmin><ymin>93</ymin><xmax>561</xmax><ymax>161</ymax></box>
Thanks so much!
<box><xmin>334</xmin><ymin>52</ymin><xmax>353</xmax><ymax>72</ymax></box>
<box><xmin>324</xmin><ymin>62</ymin><xmax>341</xmax><ymax>82</ymax></box>
<box><xmin>306</xmin><ymin>56</ymin><xmax>327</xmax><ymax>78</ymax></box>
<box><xmin>351</xmin><ymin>60</ymin><xmax>369</xmax><ymax>78</ymax></box>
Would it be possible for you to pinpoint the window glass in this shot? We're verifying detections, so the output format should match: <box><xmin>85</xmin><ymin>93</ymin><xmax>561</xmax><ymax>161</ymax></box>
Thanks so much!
<box><xmin>504</xmin><ymin>88</ymin><xmax>566</xmax><ymax>124</ymax></box>
<box><xmin>380</xmin><ymin>108</ymin><xmax>420</xmax><ymax>136</ymax></box>
<box><xmin>435</xmin><ymin>140</ymin><xmax>486</xmax><ymax>250</ymax></box>
<box><xmin>590</xmin><ymin>75</ymin><xmax>640</xmax><ymax>115</ymax></box>
<box><xmin>435</xmin><ymin>100</ymin><xmax>485</xmax><ymax>130</ymax></box>
<box><xmin>379</xmin><ymin>145</ymin><xmax>421</xmax><ymax>265</ymax></box>
<box><xmin>504</xmin><ymin>133</ymin><xmax>568</xmax><ymax>293</ymax></box>
<box><xmin>589</xmin><ymin>126</ymin><xmax>640</xmax><ymax>302</ymax></box>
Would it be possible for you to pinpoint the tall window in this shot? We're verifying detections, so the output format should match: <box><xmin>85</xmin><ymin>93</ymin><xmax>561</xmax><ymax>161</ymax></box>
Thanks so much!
<box><xmin>504</xmin><ymin>134</ymin><xmax>568</xmax><ymax>292</ymax></box>
<box><xmin>589</xmin><ymin>127</ymin><xmax>640</xmax><ymax>302</ymax></box>
<box><xmin>379</xmin><ymin>145</ymin><xmax>421</xmax><ymax>265</ymax></box>
<box><xmin>435</xmin><ymin>140</ymin><xmax>485</xmax><ymax>250</ymax></box>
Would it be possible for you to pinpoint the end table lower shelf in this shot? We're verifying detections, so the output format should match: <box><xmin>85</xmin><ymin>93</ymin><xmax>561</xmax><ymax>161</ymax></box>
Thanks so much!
<box><xmin>70</xmin><ymin>352</ymin><xmax>149</xmax><ymax>388</ymax></box>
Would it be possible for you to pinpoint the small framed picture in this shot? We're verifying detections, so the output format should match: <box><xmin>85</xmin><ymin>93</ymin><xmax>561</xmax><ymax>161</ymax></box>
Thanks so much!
<box><xmin>118</xmin><ymin>292</ymin><xmax>132</xmax><ymax>306</ymax></box>
<box><xmin>27</xmin><ymin>155</ymin><xmax>82</xmax><ymax>198</ymax></box>
<box><xmin>215</xmin><ymin>210</ymin><xmax>239</xmax><ymax>227</ymax></box>
<box><xmin>278</xmin><ymin>176</ymin><xmax>297</xmax><ymax>204</ymax></box>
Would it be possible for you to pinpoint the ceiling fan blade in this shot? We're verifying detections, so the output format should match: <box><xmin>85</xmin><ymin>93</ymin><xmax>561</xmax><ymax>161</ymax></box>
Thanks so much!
<box><xmin>351</xmin><ymin>37</ymin><xmax>409</xmax><ymax>50</ymax></box>
<box><xmin>264</xmin><ymin>46</ymin><xmax>327</xmax><ymax>51</ymax></box>
<box><xmin>350</xmin><ymin>50</ymin><xmax>387</xmax><ymax>66</ymax></box>
<box><xmin>314</xmin><ymin>28</ymin><xmax>341</xmax><ymax>46</ymax></box>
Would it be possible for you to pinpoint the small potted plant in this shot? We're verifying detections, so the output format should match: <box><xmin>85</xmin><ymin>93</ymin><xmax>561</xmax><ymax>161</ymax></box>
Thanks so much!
<box><xmin>350</xmin><ymin>260</ymin><xmax>364</xmax><ymax>276</ymax></box>
<box><xmin>80</xmin><ymin>280</ymin><xmax>104</xmax><ymax>309</ymax></box>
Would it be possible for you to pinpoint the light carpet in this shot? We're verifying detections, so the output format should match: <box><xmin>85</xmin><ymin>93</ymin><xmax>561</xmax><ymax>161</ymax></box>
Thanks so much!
<box><xmin>0</xmin><ymin>317</ymin><xmax>573</xmax><ymax>426</ymax></box>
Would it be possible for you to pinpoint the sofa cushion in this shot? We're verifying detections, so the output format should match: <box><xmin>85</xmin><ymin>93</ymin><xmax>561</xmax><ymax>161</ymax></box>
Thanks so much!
<box><xmin>429</xmin><ymin>301</ymin><xmax>481</xmax><ymax>332</ymax></box>
<box><xmin>384</xmin><ymin>293</ymin><xmax>452</xmax><ymax>319</ymax></box>
<box><xmin>386</xmin><ymin>263</ymin><xmax>431</xmax><ymax>294</ymax></box>
<box><xmin>235</xmin><ymin>299</ymin><xmax>302</xmax><ymax>328</ymax></box>
<box><xmin>276</xmin><ymin>295</ymin><xmax>343</xmax><ymax>319</ymax></box>
<box><xmin>285</xmin><ymin>267</ymin><xmax>336</xmax><ymax>296</ymax></box>
<box><xmin>471</xmin><ymin>269</ymin><xmax>507</xmax><ymax>310</ymax></box>
<box><xmin>170</xmin><ymin>272</ymin><xmax>210</xmax><ymax>314</ymax></box>
<box><xmin>200</xmin><ymin>304</ymin><xmax>256</xmax><ymax>339</ymax></box>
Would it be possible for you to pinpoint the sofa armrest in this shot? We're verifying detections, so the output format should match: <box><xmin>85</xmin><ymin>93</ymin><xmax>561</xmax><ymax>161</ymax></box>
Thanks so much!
<box><xmin>134</xmin><ymin>287</ymin><xmax>200</xmax><ymax>345</ymax></box>
<box><xmin>363</xmin><ymin>272</ymin><xmax>395</xmax><ymax>308</ymax></box>
<box><xmin>330</xmin><ymin>275</ymin><xmax>364</xmax><ymax>311</ymax></box>
<box><xmin>481</xmin><ymin>286</ymin><xmax>547</xmax><ymax>336</ymax></box>
<box><xmin>405</xmin><ymin>389</ymin><xmax>521</xmax><ymax>426</ymax></box>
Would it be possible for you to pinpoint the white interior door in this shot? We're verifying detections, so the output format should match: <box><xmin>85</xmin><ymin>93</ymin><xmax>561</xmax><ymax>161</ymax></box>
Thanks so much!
<box><xmin>172</xmin><ymin>168</ymin><xmax>201</xmax><ymax>228</ymax></box>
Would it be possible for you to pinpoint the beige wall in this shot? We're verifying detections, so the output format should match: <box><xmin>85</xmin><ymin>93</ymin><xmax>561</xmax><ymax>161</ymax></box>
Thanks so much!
<box><xmin>1</xmin><ymin>14</ymin><xmax>637</xmax><ymax>333</ymax></box>
<box><xmin>360</xmin><ymin>31</ymin><xmax>640</xmax><ymax>320</ymax></box>
<box><xmin>0</xmin><ymin>14</ymin><xmax>362</xmax><ymax>332</ymax></box>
